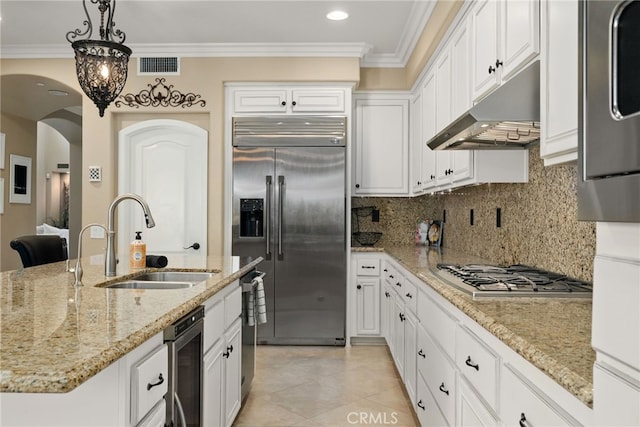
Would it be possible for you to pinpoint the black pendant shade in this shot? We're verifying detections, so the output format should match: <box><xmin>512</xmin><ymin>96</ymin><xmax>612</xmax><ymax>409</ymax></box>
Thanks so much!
<box><xmin>66</xmin><ymin>0</ymin><xmax>132</xmax><ymax>117</ymax></box>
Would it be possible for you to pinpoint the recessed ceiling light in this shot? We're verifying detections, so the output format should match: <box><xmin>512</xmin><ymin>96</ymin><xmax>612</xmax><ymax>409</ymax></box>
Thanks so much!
<box><xmin>326</xmin><ymin>10</ymin><xmax>349</xmax><ymax>21</ymax></box>
<box><xmin>48</xmin><ymin>89</ymin><xmax>69</xmax><ymax>96</ymax></box>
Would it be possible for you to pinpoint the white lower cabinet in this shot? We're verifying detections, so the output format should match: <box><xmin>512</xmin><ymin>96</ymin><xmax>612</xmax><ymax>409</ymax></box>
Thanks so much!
<box><xmin>456</xmin><ymin>325</ymin><xmax>499</xmax><ymax>412</ymax></box>
<box><xmin>419</xmin><ymin>327</ymin><xmax>456</xmax><ymax>426</ymax></box>
<box><xmin>224</xmin><ymin>319</ymin><xmax>242</xmax><ymax>427</ymax></box>
<box><xmin>203</xmin><ymin>281</ymin><xmax>243</xmax><ymax>427</ymax></box>
<box><xmin>500</xmin><ymin>363</ymin><xmax>579</xmax><ymax>427</ymax></box>
<box><xmin>459</xmin><ymin>379</ymin><xmax>499</xmax><ymax>427</ymax></box>
<box><xmin>593</xmin><ymin>362</ymin><xmax>640</xmax><ymax>427</ymax></box>
<box><xmin>351</xmin><ymin>253</ymin><xmax>382</xmax><ymax>338</ymax></box>
<box><xmin>137</xmin><ymin>400</ymin><xmax>167</xmax><ymax>427</ymax></box>
<box><xmin>203</xmin><ymin>339</ymin><xmax>225</xmax><ymax>427</ymax></box>
<box><xmin>416</xmin><ymin>373</ymin><xmax>450</xmax><ymax>427</ymax></box>
<box><xmin>377</xmin><ymin>254</ymin><xmax>590</xmax><ymax>427</ymax></box>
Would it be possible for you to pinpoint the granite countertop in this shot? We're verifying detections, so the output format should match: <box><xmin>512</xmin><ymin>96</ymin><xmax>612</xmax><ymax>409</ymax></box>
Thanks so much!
<box><xmin>0</xmin><ymin>255</ymin><xmax>263</xmax><ymax>393</ymax></box>
<box><xmin>354</xmin><ymin>245</ymin><xmax>594</xmax><ymax>408</ymax></box>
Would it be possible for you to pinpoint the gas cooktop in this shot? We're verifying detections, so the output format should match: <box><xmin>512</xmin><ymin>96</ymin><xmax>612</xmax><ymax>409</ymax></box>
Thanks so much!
<box><xmin>434</xmin><ymin>263</ymin><xmax>593</xmax><ymax>299</ymax></box>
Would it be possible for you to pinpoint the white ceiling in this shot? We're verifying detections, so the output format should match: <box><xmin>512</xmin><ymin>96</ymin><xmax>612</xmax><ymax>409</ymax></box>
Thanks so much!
<box><xmin>0</xmin><ymin>0</ymin><xmax>437</xmax><ymax>68</ymax></box>
<box><xmin>0</xmin><ymin>0</ymin><xmax>441</xmax><ymax>122</ymax></box>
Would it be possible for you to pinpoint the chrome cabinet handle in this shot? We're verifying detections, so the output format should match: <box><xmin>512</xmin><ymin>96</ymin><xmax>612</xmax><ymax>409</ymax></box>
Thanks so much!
<box><xmin>418</xmin><ymin>349</ymin><xmax>426</xmax><ymax>358</ymax></box>
<box><xmin>278</xmin><ymin>175</ymin><xmax>284</xmax><ymax>256</ymax></box>
<box><xmin>265</xmin><ymin>176</ymin><xmax>272</xmax><ymax>257</ymax></box>
<box><xmin>439</xmin><ymin>382</ymin><xmax>449</xmax><ymax>396</ymax></box>
<box><xmin>465</xmin><ymin>356</ymin><xmax>479</xmax><ymax>371</ymax></box>
<box><xmin>146</xmin><ymin>373</ymin><xmax>164</xmax><ymax>390</ymax></box>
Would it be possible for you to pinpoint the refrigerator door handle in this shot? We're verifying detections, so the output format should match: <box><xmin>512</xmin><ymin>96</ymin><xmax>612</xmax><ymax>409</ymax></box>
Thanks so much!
<box><xmin>278</xmin><ymin>175</ymin><xmax>285</xmax><ymax>256</ymax></box>
<box><xmin>265</xmin><ymin>175</ymin><xmax>272</xmax><ymax>257</ymax></box>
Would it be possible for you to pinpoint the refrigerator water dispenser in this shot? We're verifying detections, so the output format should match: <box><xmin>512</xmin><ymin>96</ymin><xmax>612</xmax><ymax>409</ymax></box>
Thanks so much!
<box><xmin>240</xmin><ymin>199</ymin><xmax>263</xmax><ymax>237</ymax></box>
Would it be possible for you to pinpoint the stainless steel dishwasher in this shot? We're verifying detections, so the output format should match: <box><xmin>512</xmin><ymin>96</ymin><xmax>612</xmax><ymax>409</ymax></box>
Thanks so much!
<box><xmin>164</xmin><ymin>305</ymin><xmax>204</xmax><ymax>427</ymax></box>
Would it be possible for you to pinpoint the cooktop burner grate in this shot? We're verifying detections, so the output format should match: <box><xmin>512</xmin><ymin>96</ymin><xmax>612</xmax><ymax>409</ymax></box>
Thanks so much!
<box><xmin>435</xmin><ymin>263</ymin><xmax>592</xmax><ymax>298</ymax></box>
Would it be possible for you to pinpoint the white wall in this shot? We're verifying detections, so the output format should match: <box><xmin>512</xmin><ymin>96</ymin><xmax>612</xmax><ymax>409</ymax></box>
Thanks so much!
<box><xmin>36</xmin><ymin>122</ymin><xmax>70</xmax><ymax>225</ymax></box>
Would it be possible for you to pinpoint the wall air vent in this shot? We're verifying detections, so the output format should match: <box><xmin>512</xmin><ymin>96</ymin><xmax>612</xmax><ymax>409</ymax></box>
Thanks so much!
<box><xmin>138</xmin><ymin>57</ymin><xmax>180</xmax><ymax>75</ymax></box>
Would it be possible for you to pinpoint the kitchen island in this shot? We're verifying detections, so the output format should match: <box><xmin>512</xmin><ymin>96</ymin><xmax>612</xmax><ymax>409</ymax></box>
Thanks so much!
<box><xmin>0</xmin><ymin>254</ymin><xmax>262</xmax><ymax>394</ymax></box>
<box><xmin>353</xmin><ymin>245</ymin><xmax>593</xmax><ymax>423</ymax></box>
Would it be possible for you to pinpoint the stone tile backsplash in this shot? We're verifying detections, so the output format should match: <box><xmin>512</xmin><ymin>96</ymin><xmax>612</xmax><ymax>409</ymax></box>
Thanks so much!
<box><xmin>352</xmin><ymin>145</ymin><xmax>596</xmax><ymax>282</ymax></box>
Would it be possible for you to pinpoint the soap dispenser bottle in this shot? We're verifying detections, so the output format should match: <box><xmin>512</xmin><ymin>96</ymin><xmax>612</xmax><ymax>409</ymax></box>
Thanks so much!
<box><xmin>130</xmin><ymin>231</ymin><xmax>146</xmax><ymax>269</ymax></box>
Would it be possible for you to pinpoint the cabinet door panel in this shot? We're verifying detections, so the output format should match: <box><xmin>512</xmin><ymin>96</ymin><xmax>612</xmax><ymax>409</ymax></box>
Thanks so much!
<box><xmin>356</xmin><ymin>277</ymin><xmax>381</xmax><ymax>335</ymax></box>
<box><xmin>421</xmin><ymin>71</ymin><xmax>438</xmax><ymax>190</ymax></box>
<box><xmin>457</xmin><ymin>325</ymin><xmax>499</xmax><ymax>411</ymax></box>
<box><xmin>224</xmin><ymin>320</ymin><xmax>242</xmax><ymax>427</ymax></box>
<box><xmin>233</xmin><ymin>90</ymin><xmax>288</xmax><ymax>113</ymax></box>
<box><xmin>403</xmin><ymin>311</ymin><xmax>418</xmax><ymax>402</ymax></box>
<box><xmin>354</xmin><ymin>98</ymin><xmax>409</xmax><ymax>195</ymax></box>
<box><xmin>501</xmin><ymin>0</ymin><xmax>540</xmax><ymax>79</ymax></box>
<box><xmin>291</xmin><ymin>89</ymin><xmax>345</xmax><ymax>112</ymax></box>
<box><xmin>203</xmin><ymin>340</ymin><xmax>224</xmax><ymax>427</ymax></box>
<box><xmin>501</xmin><ymin>364</ymin><xmax>576</xmax><ymax>427</ymax></box>
<box><xmin>472</xmin><ymin>0</ymin><xmax>500</xmax><ymax>100</ymax></box>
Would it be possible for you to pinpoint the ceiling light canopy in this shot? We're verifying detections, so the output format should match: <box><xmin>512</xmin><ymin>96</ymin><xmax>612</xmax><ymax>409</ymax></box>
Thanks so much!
<box><xmin>326</xmin><ymin>10</ymin><xmax>349</xmax><ymax>21</ymax></box>
<box><xmin>66</xmin><ymin>0</ymin><xmax>131</xmax><ymax>117</ymax></box>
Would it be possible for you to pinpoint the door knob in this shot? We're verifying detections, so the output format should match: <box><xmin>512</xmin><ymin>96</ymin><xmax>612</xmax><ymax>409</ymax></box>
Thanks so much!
<box><xmin>184</xmin><ymin>242</ymin><xmax>200</xmax><ymax>250</ymax></box>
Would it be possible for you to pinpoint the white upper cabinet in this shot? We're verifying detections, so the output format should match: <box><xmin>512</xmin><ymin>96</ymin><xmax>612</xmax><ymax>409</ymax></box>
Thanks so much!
<box><xmin>451</xmin><ymin>16</ymin><xmax>473</xmax><ymax>120</ymax></box>
<box><xmin>231</xmin><ymin>86</ymin><xmax>349</xmax><ymax>114</ymax></box>
<box><xmin>353</xmin><ymin>94</ymin><xmax>410</xmax><ymax>196</ymax></box>
<box><xmin>436</xmin><ymin>48</ymin><xmax>453</xmax><ymax>134</ymax></box>
<box><xmin>420</xmin><ymin>70</ymin><xmax>438</xmax><ymax>191</ymax></box>
<box><xmin>471</xmin><ymin>0</ymin><xmax>539</xmax><ymax>102</ymax></box>
<box><xmin>539</xmin><ymin>0</ymin><xmax>579</xmax><ymax>166</ymax></box>
<box><xmin>410</xmin><ymin>92</ymin><xmax>426</xmax><ymax>193</ymax></box>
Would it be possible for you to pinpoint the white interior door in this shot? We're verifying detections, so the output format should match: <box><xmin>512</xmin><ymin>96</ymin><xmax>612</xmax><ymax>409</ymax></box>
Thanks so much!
<box><xmin>118</xmin><ymin>119</ymin><xmax>208</xmax><ymax>261</ymax></box>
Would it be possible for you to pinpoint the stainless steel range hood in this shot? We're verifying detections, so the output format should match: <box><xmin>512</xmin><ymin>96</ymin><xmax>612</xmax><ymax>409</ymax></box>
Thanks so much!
<box><xmin>427</xmin><ymin>60</ymin><xmax>540</xmax><ymax>150</ymax></box>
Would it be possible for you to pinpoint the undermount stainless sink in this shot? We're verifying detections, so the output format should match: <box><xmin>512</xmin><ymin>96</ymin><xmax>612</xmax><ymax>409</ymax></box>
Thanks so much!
<box><xmin>104</xmin><ymin>280</ymin><xmax>199</xmax><ymax>290</ymax></box>
<box><xmin>100</xmin><ymin>271</ymin><xmax>216</xmax><ymax>289</ymax></box>
<box><xmin>131</xmin><ymin>271</ymin><xmax>215</xmax><ymax>283</ymax></box>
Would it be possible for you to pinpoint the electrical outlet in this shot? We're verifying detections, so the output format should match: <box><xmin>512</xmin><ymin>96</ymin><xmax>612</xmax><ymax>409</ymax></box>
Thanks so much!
<box><xmin>90</xmin><ymin>226</ymin><xmax>105</xmax><ymax>239</ymax></box>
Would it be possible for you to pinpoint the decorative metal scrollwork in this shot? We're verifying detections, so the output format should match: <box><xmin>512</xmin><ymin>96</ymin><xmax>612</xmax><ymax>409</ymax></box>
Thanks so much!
<box><xmin>115</xmin><ymin>78</ymin><xmax>206</xmax><ymax>109</ymax></box>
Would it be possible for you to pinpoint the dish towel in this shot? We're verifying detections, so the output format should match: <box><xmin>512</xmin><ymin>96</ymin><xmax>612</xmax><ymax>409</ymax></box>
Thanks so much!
<box><xmin>246</xmin><ymin>287</ymin><xmax>256</xmax><ymax>327</ymax></box>
<box><xmin>253</xmin><ymin>276</ymin><xmax>268</xmax><ymax>325</ymax></box>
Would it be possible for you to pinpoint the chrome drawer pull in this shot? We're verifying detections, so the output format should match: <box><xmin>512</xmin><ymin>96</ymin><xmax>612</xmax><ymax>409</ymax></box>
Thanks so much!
<box><xmin>465</xmin><ymin>356</ymin><xmax>479</xmax><ymax>371</ymax></box>
<box><xmin>361</xmin><ymin>265</ymin><xmax>376</xmax><ymax>269</ymax></box>
<box><xmin>147</xmin><ymin>373</ymin><xmax>164</xmax><ymax>390</ymax></box>
<box><xmin>417</xmin><ymin>400</ymin><xmax>425</xmax><ymax>411</ymax></box>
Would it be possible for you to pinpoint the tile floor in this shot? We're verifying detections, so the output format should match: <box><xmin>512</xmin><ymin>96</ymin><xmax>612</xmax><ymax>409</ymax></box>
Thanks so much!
<box><xmin>233</xmin><ymin>345</ymin><xmax>419</xmax><ymax>427</ymax></box>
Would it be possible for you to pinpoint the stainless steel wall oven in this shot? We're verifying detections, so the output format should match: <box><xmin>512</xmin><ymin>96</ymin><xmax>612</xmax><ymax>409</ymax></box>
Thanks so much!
<box><xmin>579</xmin><ymin>0</ymin><xmax>640</xmax><ymax>222</ymax></box>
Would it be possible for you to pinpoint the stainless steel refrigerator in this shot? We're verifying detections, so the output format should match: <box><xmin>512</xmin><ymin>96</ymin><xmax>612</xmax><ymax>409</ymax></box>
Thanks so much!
<box><xmin>232</xmin><ymin>116</ymin><xmax>347</xmax><ymax>345</ymax></box>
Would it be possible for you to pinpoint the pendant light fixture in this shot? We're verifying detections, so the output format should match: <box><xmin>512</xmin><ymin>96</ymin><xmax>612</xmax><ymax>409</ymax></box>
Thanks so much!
<box><xmin>66</xmin><ymin>0</ymin><xmax>132</xmax><ymax>117</ymax></box>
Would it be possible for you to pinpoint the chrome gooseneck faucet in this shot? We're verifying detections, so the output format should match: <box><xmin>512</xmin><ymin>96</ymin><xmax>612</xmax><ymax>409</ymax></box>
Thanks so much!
<box><xmin>106</xmin><ymin>193</ymin><xmax>156</xmax><ymax>277</ymax></box>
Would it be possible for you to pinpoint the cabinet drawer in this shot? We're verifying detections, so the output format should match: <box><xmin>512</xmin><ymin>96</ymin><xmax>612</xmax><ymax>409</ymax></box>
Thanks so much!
<box><xmin>131</xmin><ymin>345</ymin><xmax>168</xmax><ymax>426</ymax></box>
<box><xmin>456</xmin><ymin>325</ymin><xmax>499</xmax><ymax>411</ymax></box>
<box><xmin>401</xmin><ymin>278</ymin><xmax>417</xmax><ymax>314</ymax></box>
<box><xmin>594</xmin><ymin>362</ymin><xmax>640</xmax><ymax>426</ymax></box>
<box><xmin>501</xmin><ymin>364</ymin><xmax>577</xmax><ymax>427</ymax></box>
<box><xmin>204</xmin><ymin>298</ymin><xmax>224</xmax><ymax>352</ymax></box>
<box><xmin>137</xmin><ymin>399</ymin><xmax>166</xmax><ymax>427</ymax></box>
<box><xmin>421</xmin><ymin>328</ymin><xmax>456</xmax><ymax>425</ymax></box>
<box><xmin>356</xmin><ymin>258</ymin><xmax>380</xmax><ymax>276</ymax></box>
<box><xmin>224</xmin><ymin>284</ymin><xmax>242</xmax><ymax>329</ymax></box>
<box><xmin>416</xmin><ymin>372</ymin><xmax>450</xmax><ymax>427</ymax></box>
<box><xmin>418</xmin><ymin>290</ymin><xmax>457</xmax><ymax>359</ymax></box>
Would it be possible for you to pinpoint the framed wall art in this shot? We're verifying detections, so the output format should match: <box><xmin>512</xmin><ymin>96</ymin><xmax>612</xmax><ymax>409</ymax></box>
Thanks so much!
<box><xmin>9</xmin><ymin>154</ymin><xmax>32</xmax><ymax>204</ymax></box>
